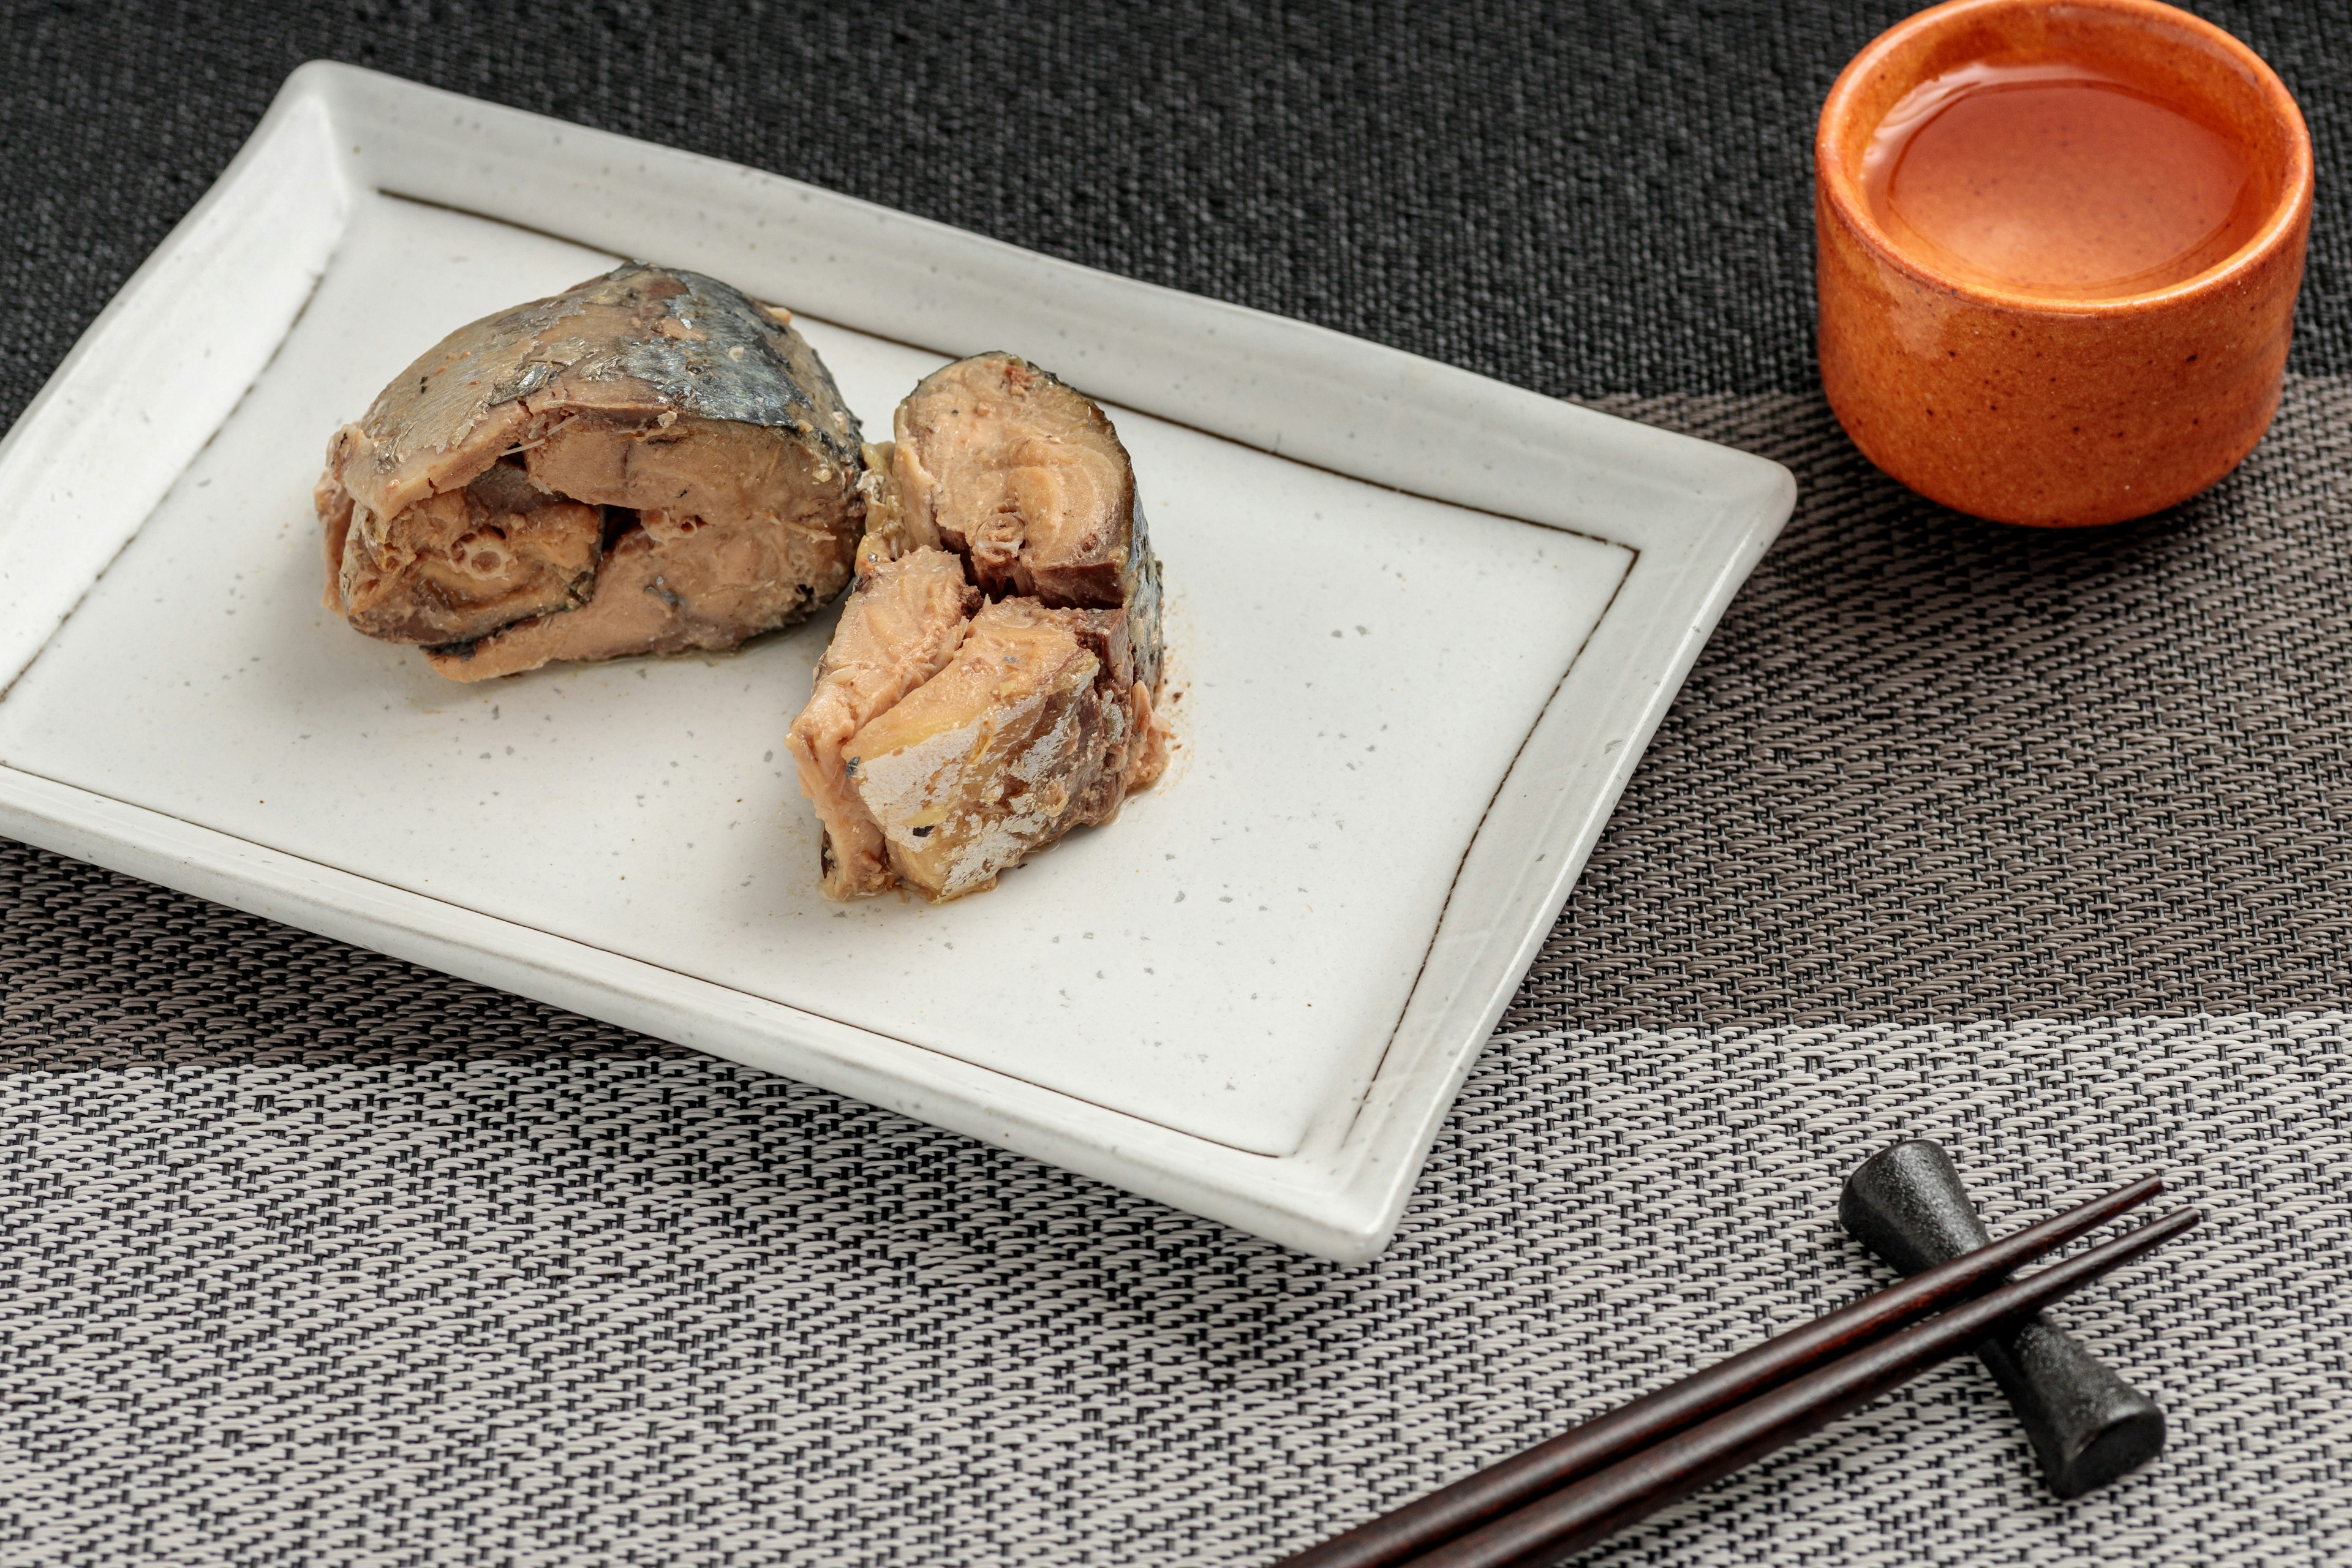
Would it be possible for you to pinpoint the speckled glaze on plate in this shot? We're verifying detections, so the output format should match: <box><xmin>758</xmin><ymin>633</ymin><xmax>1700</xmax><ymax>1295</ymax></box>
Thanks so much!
<box><xmin>0</xmin><ymin>65</ymin><xmax>1792</xmax><ymax>1260</ymax></box>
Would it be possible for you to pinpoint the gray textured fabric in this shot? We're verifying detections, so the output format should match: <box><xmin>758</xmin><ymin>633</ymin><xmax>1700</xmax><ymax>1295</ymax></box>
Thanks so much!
<box><xmin>8</xmin><ymin>385</ymin><xmax>2352</xmax><ymax>1566</ymax></box>
<box><xmin>7</xmin><ymin>1</ymin><xmax>2352</xmax><ymax>1559</ymax></box>
<box><xmin>1537</xmin><ymin>375</ymin><xmax>2352</xmax><ymax>1031</ymax></box>
<box><xmin>4</xmin><ymin>1</ymin><xmax>2349</xmax><ymax>418</ymax></box>
<box><xmin>4</xmin><ymin>1016</ymin><xmax>2346</xmax><ymax>1566</ymax></box>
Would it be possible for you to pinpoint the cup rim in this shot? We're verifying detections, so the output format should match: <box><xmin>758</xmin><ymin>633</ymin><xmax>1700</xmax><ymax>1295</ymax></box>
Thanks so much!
<box><xmin>1815</xmin><ymin>0</ymin><xmax>2313</xmax><ymax>315</ymax></box>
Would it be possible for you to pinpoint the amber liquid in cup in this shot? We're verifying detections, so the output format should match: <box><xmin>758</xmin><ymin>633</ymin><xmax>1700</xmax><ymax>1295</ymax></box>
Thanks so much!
<box><xmin>1817</xmin><ymin>0</ymin><xmax>2313</xmax><ymax>527</ymax></box>
<box><xmin>1861</xmin><ymin>62</ymin><xmax>2263</xmax><ymax>301</ymax></box>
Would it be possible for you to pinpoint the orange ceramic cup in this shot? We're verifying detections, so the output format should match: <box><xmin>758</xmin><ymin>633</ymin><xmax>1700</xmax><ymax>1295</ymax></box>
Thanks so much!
<box><xmin>1816</xmin><ymin>0</ymin><xmax>2312</xmax><ymax>526</ymax></box>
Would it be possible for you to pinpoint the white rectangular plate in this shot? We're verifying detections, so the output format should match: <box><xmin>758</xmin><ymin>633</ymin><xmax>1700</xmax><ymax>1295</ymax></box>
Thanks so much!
<box><xmin>0</xmin><ymin>64</ymin><xmax>1792</xmax><ymax>1261</ymax></box>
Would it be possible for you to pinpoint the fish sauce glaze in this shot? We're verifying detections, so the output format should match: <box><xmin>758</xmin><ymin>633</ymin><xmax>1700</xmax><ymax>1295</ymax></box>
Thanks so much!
<box><xmin>1862</xmin><ymin>60</ymin><xmax>2261</xmax><ymax>299</ymax></box>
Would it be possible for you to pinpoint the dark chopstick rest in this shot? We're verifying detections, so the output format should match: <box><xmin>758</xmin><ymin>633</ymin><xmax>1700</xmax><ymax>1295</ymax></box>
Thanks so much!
<box><xmin>1403</xmin><ymin>1207</ymin><xmax>2200</xmax><ymax>1568</ymax></box>
<box><xmin>1841</xmin><ymin>1140</ymin><xmax>2167</xmax><ymax>1498</ymax></box>
<box><xmin>1273</xmin><ymin>1173</ymin><xmax>2166</xmax><ymax>1568</ymax></box>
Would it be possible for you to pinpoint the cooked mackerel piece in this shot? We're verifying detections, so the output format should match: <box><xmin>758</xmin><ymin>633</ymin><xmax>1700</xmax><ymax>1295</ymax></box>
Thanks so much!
<box><xmin>314</xmin><ymin>263</ymin><xmax>863</xmax><ymax>681</ymax></box>
<box><xmin>787</xmin><ymin>353</ymin><xmax>1169</xmax><ymax>902</ymax></box>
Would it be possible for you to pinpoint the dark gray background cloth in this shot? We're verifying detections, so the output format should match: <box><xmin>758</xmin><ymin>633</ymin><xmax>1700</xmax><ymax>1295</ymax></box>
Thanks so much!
<box><xmin>4</xmin><ymin>3</ymin><xmax>2351</xmax><ymax>1564</ymax></box>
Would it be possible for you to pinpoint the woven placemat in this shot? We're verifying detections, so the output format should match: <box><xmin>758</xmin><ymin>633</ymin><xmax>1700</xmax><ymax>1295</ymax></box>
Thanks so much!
<box><xmin>6</xmin><ymin>3</ymin><xmax>2351</xmax><ymax>1563</ymax></box>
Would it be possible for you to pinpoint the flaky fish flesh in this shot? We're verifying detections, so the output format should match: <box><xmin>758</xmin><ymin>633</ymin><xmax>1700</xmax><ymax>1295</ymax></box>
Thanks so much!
<box><xmin>314</xmin><ymin>263</ymin><xmax>863</xmax><ymax>680</ymax></box>
<box><xmin>788</xmin><ymin>353</ymin><xmax>1169</xmax><ymax>901</ymax></box>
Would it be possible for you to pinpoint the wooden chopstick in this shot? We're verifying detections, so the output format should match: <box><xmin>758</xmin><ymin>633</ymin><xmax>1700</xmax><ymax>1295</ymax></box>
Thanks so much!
<box><xmin>1406</xmin><ymin>1205</ymin><xmax>2201</xmax><ymax>1568</ymax></box>
<box><xmin>1276</xmin><ymin>1174</ymin><xmax>2166</xmax><ymax>1568</ymax></box>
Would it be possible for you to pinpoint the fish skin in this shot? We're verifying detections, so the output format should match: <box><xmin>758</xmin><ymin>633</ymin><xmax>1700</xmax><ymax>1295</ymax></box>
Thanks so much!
<box><xmin>317</xmin><ymin>263</ymin><xmax>865</xmax><ymax>680</ymax></box>
<box><xmin>333</xmin><ymin>264</ymin><xmax>860</xmax><ymax>521</ymax></box>
<box><xmin>1121</xmin><ymin>494</ymin><xmax>1165</xmax><ymax>694</ymax></box>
